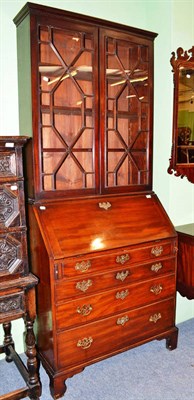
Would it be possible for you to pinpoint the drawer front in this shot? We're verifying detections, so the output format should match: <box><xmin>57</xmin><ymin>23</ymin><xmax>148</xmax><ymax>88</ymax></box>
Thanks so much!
<box><xmin>56</xmin><ymin>274</ymin><xmax>176</xmax><ymax>329</ymax></box>
<box><xmin>57</xmin><ymin>298</ymin><xmax>175</xmax><ymax>369</ymax></box>
<box><xmin>0</xmin><ymin>231</ymin><xmax>28</xmax><ymax>278</ymax></box>
<box><xmin>55</xmin><ymin>260</ymin><xmax>176</xmax><ymax>302</ymax></box>
<box><xmin>0</xmin><ymin>182</ymin><xmax>25</xmax><ymax>229</ymax></box>
<box><xmin>59</xmin><ymin>240</ymin><xmax>176</xmax><ymax>278</ymax></box>
<box><xmin>0</xmin><ymin>292</ymin><xmax>25</xmax><ymax>321</ymax></box>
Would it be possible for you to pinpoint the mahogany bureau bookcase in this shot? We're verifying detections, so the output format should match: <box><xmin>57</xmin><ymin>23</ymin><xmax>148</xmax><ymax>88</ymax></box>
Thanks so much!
<box><xmin>14</xmin><ymin>3</ymin><xmax>178</xmax><ymax>399</ymax></box>
<box><xmin>0</xmin><ymin>136</ymin><xmax>41</xmax><ymax>400</ymax></box>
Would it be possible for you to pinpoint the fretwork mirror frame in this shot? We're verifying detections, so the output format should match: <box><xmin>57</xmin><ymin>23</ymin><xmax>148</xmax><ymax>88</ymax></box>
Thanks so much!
<box><xmin>168</xmin><ymin>46</ymin><xmax>194</xmax><ymax>183</ymax></box>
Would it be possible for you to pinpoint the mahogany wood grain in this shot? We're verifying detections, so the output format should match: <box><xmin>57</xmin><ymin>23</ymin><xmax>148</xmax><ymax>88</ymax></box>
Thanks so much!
<box><xmin>55</xmin><ymin>257</ymin><xmax>175</xmax><ymax>302</ymax></box>
<box><xmin>176</xmin><ymin>223</ymin><xmax>194</xmax><ymax>299</ymax></box>
<box><xmin>55</xmin><ymin>274</ymin><xmax>176</xmax><ymax>329</ymax></box>
<box><xmin>33</xmin><ymin>194</ymin><xmax>176</xmax><ymax>259</ymax></box>
<box><xmin>57</xmin><ymin>298</ymin><xmax>175</xmax><ymax>369</ymax></box>
<box><xmin>56</xmin><ymin>254</ymin><xmax>175</xmax><ymax>280</ymax></box>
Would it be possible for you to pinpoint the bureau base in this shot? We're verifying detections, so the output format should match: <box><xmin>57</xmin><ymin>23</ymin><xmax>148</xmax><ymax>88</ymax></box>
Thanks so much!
<box><xmin>27</xmin><ymin>195</ymin><xmax>178</xmax><ymax>400</ymax></box>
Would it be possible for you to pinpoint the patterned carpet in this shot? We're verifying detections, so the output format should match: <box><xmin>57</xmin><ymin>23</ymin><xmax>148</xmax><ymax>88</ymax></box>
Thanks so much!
<box><xmin>0</xmin><ymin>318</ymin><xmax>193</xmax><ymax>399</ymax></box>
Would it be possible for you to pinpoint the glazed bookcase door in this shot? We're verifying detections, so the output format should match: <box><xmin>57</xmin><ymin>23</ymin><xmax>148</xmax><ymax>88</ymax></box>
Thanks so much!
<box><xmin>18</xmin><ymin>10</ymin><xmax>155</xmax><ymax>199</ymax></box>
<box><xmin>36</xmin><ymin>18</ymin><xmax>99</xmax><ymax>197</ymax></box>
<box><xmin>100</xmin><ymin>29</ymin><xmax>153</xmax><ymax>194</ymax></box>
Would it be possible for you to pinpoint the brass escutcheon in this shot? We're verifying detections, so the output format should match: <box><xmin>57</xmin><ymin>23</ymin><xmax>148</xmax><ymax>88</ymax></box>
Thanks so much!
<box><xmin>76</xmin><ymin>279</ymin><xmax>92</xmax><ymax>292</ymax></box>
<box><xmin>75</xmin><ymin>260</ymin><xmax>91</xmax><ymax>273</ymax></box>
<box><xmin>116</xmin><ymin>270</ymin><xmax>129</xmax><ymax>281</ymax></box>
<box><xmin>151</xmin><ymin>262</ymin><xmax>163</xmax><ymax>273</ymax></box>
<box><xmin>149</xmin><ymin>313</ymin><xmax>162</xmax><ymax>323</ymax></box>
<box><xmin>150</xmin><ymin>284</ymin><xmax>163</xmax><ymax>295</ymax></box>
<box><xmin>116</xmin><ymin>254</ymin><xmax>130</xmax><ymax>265</ymax></box>
<box><xmin>115</xmin><ymin>289</ymin><xmax>129</xmax><ymax>300</ymax></box>
<box><xmin>77</xmin><ymin>304</ymin><xmax>93</xmax><ymax>316</ymax></box>
<box><xmin>151</xmin><ymin>246</ymin><xmax>163</xmax><ymax>257</ymax></box>
<box><xmin>117</xmin><ymin>315</ymin><xmax>129</xmax><ymax>326</ymax></box>
<box><xmin>98</xmin><ymin>202</ymin><xmax>111</xmax><ymax>210</ymax></box>
<box><xmin>77</xmin><ymin>337</ymin><xmax>93</xmax><ymax>349</ymax></box>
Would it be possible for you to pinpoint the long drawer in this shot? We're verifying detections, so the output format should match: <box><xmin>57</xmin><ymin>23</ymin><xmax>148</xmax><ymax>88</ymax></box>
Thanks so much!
<box><xmin>55</xmin><ymin>240</ymin><xmax>176</xmax><ymax>279</ymax></box>
<box><xmin>55</xmin><ymin>261</ymin><xmax>176</xmax><ymax>302</ymax></box>
<box><xmin>56</xmin><ymin>298</ymin><xmax>175</xmax><ymax>369</ymax></box>
<box><xmin>55</xmin><ymin>273</ymin><xmax>176</xmax><ymax>329</ymax></box>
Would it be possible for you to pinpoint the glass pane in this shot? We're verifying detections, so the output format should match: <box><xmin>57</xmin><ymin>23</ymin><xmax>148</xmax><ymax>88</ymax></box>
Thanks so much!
<box><xmin>42</xmin><ymin>127</ymin><xmax>65</xmax><ymax>149</ymax></box>
<box><xmin>39</xmin><ymin>25</ymin><xmax>96</xmax><ymax>191</ymax></box>
<box><xmin>43</xmin><ymin>152</ymin><xmax>64</xmax><ymax>174</ymax></box>
<box><xmin>105</xmin><ymin>37</ymin><xmax>150</xmax><ymax>188</ymax></box>
<box><xmin>54</xmin><ymin>114</ymin><xmax>82</xmax><ymax>144</ymax></box>
<box><xmin>56</xmin><ymin>156</ymin><xmax>83</xmax><ymax>190</ymax></box>
<box><xmin>177</xmin><ymin>68</ymin><xmax>194</xmax><ymax>164</ymax></box>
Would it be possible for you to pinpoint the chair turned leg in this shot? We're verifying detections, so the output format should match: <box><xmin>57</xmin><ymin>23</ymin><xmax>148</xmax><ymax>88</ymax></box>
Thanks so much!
<box><xmin>3</xmin><ymin>321</ymin><xmax>14</xmax><ymax>362</ymax></box>
<box><xmin>25</xmin><ymin>317</ymin><xmax>41</xmax><ymax>399</ymax></box>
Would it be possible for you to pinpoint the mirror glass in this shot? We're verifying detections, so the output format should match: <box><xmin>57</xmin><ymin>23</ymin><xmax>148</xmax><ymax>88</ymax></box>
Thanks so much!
<box><xmin>177</xmin><ymin>67</ymin><xmax>194</xmax><ymax>164</ymax></box>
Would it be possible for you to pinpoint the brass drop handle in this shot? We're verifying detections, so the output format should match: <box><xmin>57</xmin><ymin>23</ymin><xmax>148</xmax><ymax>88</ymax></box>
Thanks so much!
<box><xmin>75</xmin><ymin>260</ymin><xmax>91</xmax><ymax>273</ymax></box>
<box><xmin>151</xmin><ymin>246</ymin><xmax>163</xmax><ymax>257</ymax></box>
<box><xmin>149</xmin><ymin>313</ymin><xmax>162</xmax><ymax>323</ymax></box>
<box><xmin>116</xmin><ymin>254</ymin><xmax>130</xmax><ymax>265</ymax></box>
<box><xmin>77</xmin><ymin>337</ymin><xmax>93</xmax><ymax>349</ymax></box>
<box><xmin>76</xmin><ymin>279</ymin><xmax>92</xmax><ymax>292</ymax></box>
<box><xmin>151</xmin><ymin>263</ymin><xmax>163</xmax><ymax>273</ymax></box>
<box><xmin>115</xmin><ymin>289</ymin><xmax>129</xmax><ymax>300</ymax></box>
<box><xmin>150</xmin><ymin>284</ymin><xmax>163</xmax><ymax>295</ymax></box>
<box><xmin>77</xmin><ymin>304</ymin><xmax>93</xmax><ymax>316</ymax></box>
<box><xmin>174</xmin><ymin>246</ymin><xmax>178</xmax><ymax>254</ymax></box>
<box><xmin>98</xmin><ymin>202</ymin><xmax>111</xmax><ymax>210</ymax></box>
<box><xmin>116</xmin><ymin>270</ymin><xmax>130</xmax><ymax>282</ymax></box>
<box><xmin>117</xmin><ymin>315</ymin><xmax>129</xmax><ymax>326</ymax></box>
